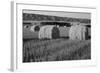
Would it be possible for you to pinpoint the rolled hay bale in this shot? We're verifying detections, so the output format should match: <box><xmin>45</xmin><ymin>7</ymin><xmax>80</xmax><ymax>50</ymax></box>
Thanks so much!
<box><xmin>69</xmin><ymin>25</ymin><xmax>89</xmax><ymax>40</ymax></box>
<box><xmin>59</xmin><ymin>27</ymin><xmax>70</xmax><ymax>38</ymax></box>
<box><xmin>39</xmin><ymin>25</ymin><xmax>60</xmax><ymax>39</ymax></box>
<box><xmin>24</xmin><ymin>25</ymin><xmax>31</xmax><ymax>30</ymax></box>
<box><xmin>23</xmin><ymin>28</ymin><xmax>39</xmax><ymax>39</ymax></box>
<box><xmin>88</xmin><ymin>27</ymin><xmax>91</xmax><ymax>38</ymax></box>
<box><xmin>30</xmin><ymin>25</ymin><xmax>40</xmax><ymax>32</ymax></box>
<box><xmin>38</xmin><ymin>26</ymin><xmax>46</xmax><ymax>39</ymax></box>
<box><xmin>76</xmin><ymin>25</ymin><xmax>82</xmax><ymax>40</ymax></box>
<box><xmin>24</xmin><ymin>25</ymin><xmax>28</xmax><ymax>28</ymax></box>
<box><xmin>69</xmin><ymin>25</ymin><xmax>78</xmax><ymax>40</ymax></box>
<box><xmin>77</xmin><ymin>25</ymin><xmax>88</xmax><ymax>40</ymax></box>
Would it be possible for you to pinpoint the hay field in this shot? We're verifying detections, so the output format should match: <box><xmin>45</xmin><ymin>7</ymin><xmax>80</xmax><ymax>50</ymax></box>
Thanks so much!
<box><xmin>23</xmin><ymin>38</ymin><xmax>91</xmax><ymax>62</ymax></box>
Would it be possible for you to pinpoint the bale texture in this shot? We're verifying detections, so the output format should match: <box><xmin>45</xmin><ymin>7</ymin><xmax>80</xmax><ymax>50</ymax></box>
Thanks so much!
<box><xmin>77</xmin><ymin>25</ymin><xmax>88</xmax><ymax>40</ymax></box>
<box><xmin>59</xmin><ymin>27</ymin><xmax>70</xmax><ymax>38</ymax></box>
<box><xmin>69</xmin><ymin>25</ymin><xmax>88</xmax><ymax>40</ymax></box>
<box><xmin>39</xmin><ymin>25</ymin><xmax>60</xmax><ymax>39</ymax></box>
<box><xmin>69</xmin><ymin>25</ymin><xmax>78</xmax><ymax>40</ymax></box>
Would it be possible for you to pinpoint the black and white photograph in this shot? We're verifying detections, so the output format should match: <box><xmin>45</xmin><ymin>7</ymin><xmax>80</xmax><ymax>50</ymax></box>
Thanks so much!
<box><xmin>10</xmin><ymin>2</ymin><xmax>97</xmax><ymax>71</ymax></box>
<box><xmin>22</xmin><ymin>9</ymin><xmax>91</xmax><ymax>63</ymax></box>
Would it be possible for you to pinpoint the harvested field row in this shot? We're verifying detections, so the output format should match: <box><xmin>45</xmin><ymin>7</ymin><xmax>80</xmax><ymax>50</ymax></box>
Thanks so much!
<box><xmin>23</xmin><ymin>39</ymin><xmax>91</xmax><ymax>62</ymax></box>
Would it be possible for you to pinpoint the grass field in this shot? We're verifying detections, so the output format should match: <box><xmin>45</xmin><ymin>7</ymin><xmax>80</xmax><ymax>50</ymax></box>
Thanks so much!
<box><xmin>23</xmin><ymin>38</ymin><xmax>91</xmax><ymax>62</ymax></box>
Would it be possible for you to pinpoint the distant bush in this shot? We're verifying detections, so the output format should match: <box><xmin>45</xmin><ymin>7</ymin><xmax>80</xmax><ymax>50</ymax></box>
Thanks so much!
<box><xmin>23</xmin><ymin>13</ymin><xmax>91</xmax><ymax>24</ymax></box>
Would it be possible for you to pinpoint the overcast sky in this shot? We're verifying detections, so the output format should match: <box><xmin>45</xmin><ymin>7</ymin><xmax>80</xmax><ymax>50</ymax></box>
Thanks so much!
<box><xmin>23</xmin><ymin>10</ymin><xmax>91</xmax><ymax>19</ymax></box>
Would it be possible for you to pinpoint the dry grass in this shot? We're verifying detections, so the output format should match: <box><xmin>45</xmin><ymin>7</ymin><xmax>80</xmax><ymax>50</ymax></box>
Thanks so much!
<box><xmin>23</xmin><ymin>39</ymin><xmax>91</xmax><ymax>62</ymax></box>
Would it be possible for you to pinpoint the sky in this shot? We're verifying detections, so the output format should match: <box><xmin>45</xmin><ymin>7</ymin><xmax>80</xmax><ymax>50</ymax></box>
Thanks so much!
<box><xmin>23</xmin><ymin>10</ymin><xmax>91</xmax><ymax>19</ymax></box>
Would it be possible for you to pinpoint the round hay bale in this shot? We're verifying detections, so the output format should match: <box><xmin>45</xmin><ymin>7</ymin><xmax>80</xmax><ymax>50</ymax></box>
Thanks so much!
<box><xmin>76</xmin><ymin>25</ymin><xmax>82</xmax><ymax>40</ymax></box>
<box><xmin>69</xmin><ymin>25</ymin><xmax>88</xmax><ymax>40</ymax></box>
<box><xmin>69</xmin><ymin>25</ymin><xmax>78</xmax><ymax>40</ymax></box>
<box><xmin>76</xmin><ymin>25</ymin><xmax>88</xmax><ymax>40</ymax></box>
<box><xmin>24</xmin><ymin>25</ymin><xmax>29</xmax><ymax>28</ymax></box>
<box><xmin>88</xmin><ymin>27</ymin><xmax>91</xmax><ymax>39</ymax></box>
<box><xmin>30</xmin><ymin>25</ymin><xmax>40</xmax><ymax>32</ymax></box>
<box><xmin>59</xmin><ymin>27</ymin><xmax>70</xmax><ymax>38</ymax></box>
<box><xmin>24</xmin><ymin>25</ymin><xmax>31</xmax><ymax>30</ymax></box>
<box><xmin>23</xmin><ymin>28</ymin><xmax>39</xmax><ymax>39</ymax></box>
<box><xmin>38</xmin><ymin>26</ymin><xmax>47</xmax><ymax>39</ymax></box>
<box><xmin>51</xmin><ymin>26</ymin><xmax>60</xmax><ymax>39</ymax></box>
<box><xmin>39</xmin><ymin>25</ymin><xmax>60</xmax><ymax>39</ymax></box>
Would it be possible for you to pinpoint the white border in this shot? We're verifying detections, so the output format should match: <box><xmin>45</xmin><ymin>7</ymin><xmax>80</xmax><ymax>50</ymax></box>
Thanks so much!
<box><xmin>12</xmin><ymin>1</ymin><xmax>97</xmax><ymax>72</ymax></box>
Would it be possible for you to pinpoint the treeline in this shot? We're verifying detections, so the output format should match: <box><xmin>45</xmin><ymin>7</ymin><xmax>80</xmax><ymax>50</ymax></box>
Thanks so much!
<box><xmin>23</xmin><ymin>13</ymin><xmax>91</xmax><ymax>23</ymax></box>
